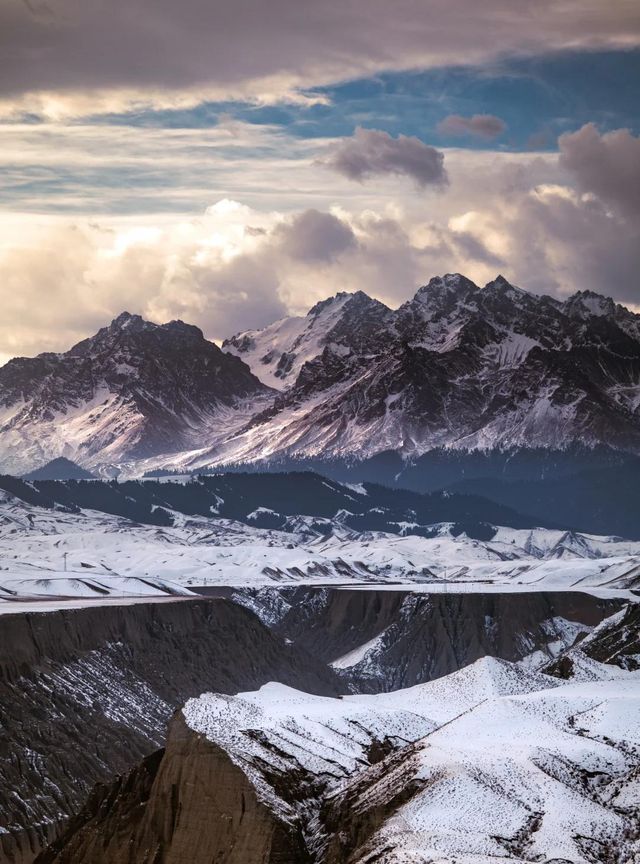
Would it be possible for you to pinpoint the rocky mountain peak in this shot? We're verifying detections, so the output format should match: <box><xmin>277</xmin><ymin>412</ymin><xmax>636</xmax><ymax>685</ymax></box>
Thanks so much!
<box><xmin>415</xmin><ymin>272</ymin><xmax>478</xmax><ymax>299</ymax></box>
<box><xmin>2</xmin><ymin>274</ymin><xmax>640</xmax><ymax>475</ymax></box>
<box><xmin>482</xmin><ymin>274</ymin><xmax>523</xmax><ymax>296</ymax></box>
<box><xmin>70</xmin><ymin>313</ymin><xmax>208</xmax><ymax>359</ymax></box>
<box><xmin>106</xmin><ymin>311</ymin><xmax>204</xmax><ymax>340</ymax></box>
<box><xmin>307</xmin><ymin>289</ymin><xmax>385</xmax><ymax>318</ymax></box>
<box><xmin>109</xmin><ymin>310</ymin><xmax>147</xmax><ymax>330</ymax></box>
<box><xmin>0</xmin><ymin>310</ymin><xmax>269</xmax><ymax>474</ymax></box>
<box><xmin>307</xmin><ymin>292</ymin><xmax>352</xmax><ymax>317</ymax></box>
<box><xmin>160</xmin><ymin>318</ymin><xmax>206</xmax><ymax>341</ymax></box>
<box><xmin>563</xmin><ymin>290</ymin><xmax>618</xmax><ymax>319</ymax></box>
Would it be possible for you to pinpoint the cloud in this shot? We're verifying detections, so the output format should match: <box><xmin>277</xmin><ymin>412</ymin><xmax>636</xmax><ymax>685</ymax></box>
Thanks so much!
<box><xmin>321</xmin><ymin>128</ymin><xmax>448</xmax><ymax>189</ymax></box>
<box><xmin>276</xmin><ymin>209</ymin><xmax>357</xmax><ymax>262</ymax></box>
<box><xmin>2</xmin><ymin>0</ymin><xmax>637</xmax><ymax>117</ymax></box>
<box><xmin>437</xmin><ymin>113</ymin><xmax>507</xmax><ymax>140</ymax></box>
<box><xmin>2</xmin><ymin>124</ymin><xmax>640</xmax><ymax>361</ymax></box>
<box><xmin>444</xmin><ymin>179</ymin><xmax>640</xmax><ymax>306</ymax></box>
<box><xmin>0</xmin><ymin>204</ymin><xmax>286</xmax><ymax>358</ymax></box>
<box><xmin>449</xmin><ymin>230</ymin><xmax>505</xmax><ymax>266</ymax></box>
<box><xmin>559</xmin><ymin>123</ymin><xmax>640</xmax><ymax>219</ymax></box>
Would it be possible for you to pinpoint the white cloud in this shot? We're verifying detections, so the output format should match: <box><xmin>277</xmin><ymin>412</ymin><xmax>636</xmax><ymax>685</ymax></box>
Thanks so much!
<box><xmin>559</xmin><ymin>123</ymin><xmax>640</xmax><ymax>219</ymax></box>
<box><xmin>276</xmin><ymin>209</ymin><xmax>357</xmax><ymax>262</ymax></box>
<box><xmin>0</xmin><ymin>126</ymin><xmax>639</xmax><ymax>361</ymax></box>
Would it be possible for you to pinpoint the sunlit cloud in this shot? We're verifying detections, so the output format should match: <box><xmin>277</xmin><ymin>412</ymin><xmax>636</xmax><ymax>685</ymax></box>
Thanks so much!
<box><xmin>1</xmin><ymin>125</ymin><xmax>638</xmax><ymax>363</ymax></box>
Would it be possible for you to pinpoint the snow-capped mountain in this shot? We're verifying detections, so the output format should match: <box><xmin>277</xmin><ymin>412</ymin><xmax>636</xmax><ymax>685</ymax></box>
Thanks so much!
<box><xmin>1</xmin><ymin>275</ymin><xmax>640</xmax><ymax>475</ymax></box>
<box><xmin>220</xmin><ymin>274</ymin><xmax>640</xmax><ymax>466</ymax></box>
<box><xmin>223</xmin><ymin>290</ymin><xmax>394</xmax><ymax>390</ymax></box>
<box><xmin>0</xmin><ymin>312</ymin><xmax>270</xmax><ymax>475</ymax></box>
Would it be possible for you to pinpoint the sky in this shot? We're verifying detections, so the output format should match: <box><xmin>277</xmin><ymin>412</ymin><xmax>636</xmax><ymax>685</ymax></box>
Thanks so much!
<box><xmin>1</xmin><ymin>0</ymin><xmax>639</xmax><ymax>362</ymax></box>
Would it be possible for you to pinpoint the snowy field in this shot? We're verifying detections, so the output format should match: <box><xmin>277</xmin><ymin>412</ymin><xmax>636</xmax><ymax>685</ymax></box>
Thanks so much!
<box><xmin>1</xmin><ymin>492</ymin><xmax>639</xmax><ymax>612</ymax></box>
<box><xmin>184</xmin><ymin>645</ymin><xmax>640</xmax><ymax>863</ymax></box>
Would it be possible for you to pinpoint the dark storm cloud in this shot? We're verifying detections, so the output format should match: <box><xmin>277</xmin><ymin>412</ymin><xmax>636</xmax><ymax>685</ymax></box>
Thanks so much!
<box><xmin>322</xmin><ymin>128</ymin><xmax>448</xmax><ymax>189</ymax></box>
<box><xmin>277</xmin><ymin>209</ymin><xmax>357</xmax><ymax>262</ymax></box>
<box><xmin>559</xmin><ymin>123</ymin><xmax>640</xmax><ymax>220</ymax></box>
<box><xmin>1</xmin><ymin>0</ymin><xmax>639</xmax><ymax>106</ymax></box>
<box><xmin>437</xmin><ymin>114</ymin><xmax>507</xmax><ymax>140</ymax></box>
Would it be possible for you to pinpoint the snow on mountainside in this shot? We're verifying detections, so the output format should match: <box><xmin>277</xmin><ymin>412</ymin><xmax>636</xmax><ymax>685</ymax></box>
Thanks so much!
<box><xmin>214</xmin><ymin>274</ymin><xmax>640</xmax><ymax>468</ymax></box>
<box><xmin>1</xmin><ymin>490</ymin><xmax>639</xmax><ymax>610</ymax></box>
<box><xmin>0</xmin><ymin>311</ymin><xmax>270</xmax><ymax>475</ymax></box>
<box><xmin>1</xmin><ymin>275</ymin><xmax>640</xmax><ymax>476</ymax></box>
<box><xmin>180</xmin><ymin>654</ymin><xmax>640</xmax><ymax>863</ymax></box>
<box><xmin>223</xmin><ymin>290</ymin><xmax>394</xmax><ymax>390</ymax></box>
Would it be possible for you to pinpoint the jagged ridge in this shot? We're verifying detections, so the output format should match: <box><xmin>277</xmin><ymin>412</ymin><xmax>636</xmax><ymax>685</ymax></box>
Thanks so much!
<box><xmin>1</xmin><ymin>275</ymin><xmax>640</xmax><ymax>475</ymax></box>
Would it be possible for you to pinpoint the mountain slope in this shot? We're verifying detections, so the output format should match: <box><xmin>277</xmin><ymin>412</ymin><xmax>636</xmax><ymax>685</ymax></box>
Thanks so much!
<box><xmin>214</xmin><ymin>275</ymin><xmax>640</xmax><ymax>467</ymax></box>
<box><xmin>223</xmin><ymin>290</ymin><xmax>393</xmax><ymax>391</ymax></box>
<box><xmin>0</xmin><ymin>470</ymin><xmax>559</xmax><ymax>534</ymax></box>
<box><xmin>0</xmin><ymin>312</ymin><xmax>270</xmax><ymax>475</ymax></box>
<box><xmin>2</xmin><ymin>274</ymin><xmax>640</xmax><ymax>476</ymax></box>
<box><xmin>447</xmin><ymin>458</ymin><xmax>640</xmax><ymax>539</ymax></box>
<box><xmin>0</xmin><ymin>598</ymin><xmax>340</xmax><ymax>863</ymax></box>
<box><xmin>23</xmin><ymin>457</ymin><xmax>96</xmax><ymax>481</ymax></box>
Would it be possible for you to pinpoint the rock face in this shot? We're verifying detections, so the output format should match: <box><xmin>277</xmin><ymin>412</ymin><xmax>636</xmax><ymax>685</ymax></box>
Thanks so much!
<box><xmin>0</xmin><ymin>312</ymin><xmax>269</xmax><ymax>475</ymax></box>
<box><xmin>545</xmin><ymin>601</ymin><xmax>640</xmax><ymax>679</ymax></box>
<box><xmin>223</xmin><ymin>290</ymin><xmax>394</xmax><ymax>391</ymax></box>
<box><xmin>220</xmin><ymin>274</ymin><xmax>640</xmax><ymax>466</ymax></box>
<box><xmin>0</xmin><ymin>598</ymin><xmax>339</xmax><ymax>864</ymax></box>
<box><xmin>238</xmin><ymin>587</ymin><xmax>624</xmax><ymax>692</ymax></box>
<box><xmin>37</xmin><ymin>715</ymin><xmax>310</xmax><ymax>864</ymax></box>
<box><xmin>3</xmin><ymin>588</ymin><xmax>620</xmax><ymax>863</ymax></box>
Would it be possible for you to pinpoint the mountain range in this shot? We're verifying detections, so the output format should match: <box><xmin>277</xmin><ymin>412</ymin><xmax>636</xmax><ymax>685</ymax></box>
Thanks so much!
<box><xmin>1</xmin><ymin>274</ymin><xmax>639</xmax><ymax>478</ymax></box>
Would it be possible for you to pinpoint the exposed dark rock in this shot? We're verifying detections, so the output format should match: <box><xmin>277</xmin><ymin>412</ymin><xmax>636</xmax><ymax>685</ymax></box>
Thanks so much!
<box><xmin>4</xmin><ymin>275</ymin><xmax>640</xmax><ymax>475</ymax></box>
<box><xmin>0</xmin><ymin>598</ymin><xmax>340</xmax><ymax>863</ymax></box>
<box><xmin>227</xmin><ymin>275</ymin><xmax>640</xmax><ymax>462</ymax></box>
<box><xmin>320</xmin><ymin>742</ymin><xmax>426</xmax><ymax>864</ymax></box>
<box><xmin>252</xmin><ymin>587</ymin><xmax>623</xmax><ymax>692</ymax></box>
<box><xmin>36</xmin><ymin>716</ymin><xmax>311</xmax><ymax>864</ymax></box>
<box><xmin>28</xmin><ymin>590</ymin><xmax>634</xmax><ymax>864</ymax></box>
<box><xmin>545</xmin><ymin>601</ymin><xmax>640</xmax><ymax>678</ymax></box>
<box><xmin>582</xmin><ymin>602</ymin><xmax>640</xmax><ymax>668</ymax></box>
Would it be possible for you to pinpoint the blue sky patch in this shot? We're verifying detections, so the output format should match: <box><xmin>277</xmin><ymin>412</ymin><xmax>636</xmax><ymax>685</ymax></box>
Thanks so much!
<box><xmin>84</xmin><ymin>49</ymin><xmax>640</xmax><ymax>153</ymax></box>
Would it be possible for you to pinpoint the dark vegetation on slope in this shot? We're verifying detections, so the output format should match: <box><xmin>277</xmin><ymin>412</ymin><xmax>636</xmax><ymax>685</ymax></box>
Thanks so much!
<box><xmin>23</xmin><ymin>457</ymin><xmax>96</xmax><ymax>481</ymax></box>
<box><xmin>0</xmin><ymin>470</ymin><xmax>565</xmax><ymax>538</ymax></box>
<box><xmin>157</xmin><ymin>445</ymin><xmax>640</xmax><ymax>538</ymax></box>
<box><xmin>447</xmin><ymin>460</ymin><xmax>640</xmax><ymax>540</ymax></box>
<box><xmin>185</xmin><ymin>443</ymin><xmax>636</xmax><ymax>489</ymax></box>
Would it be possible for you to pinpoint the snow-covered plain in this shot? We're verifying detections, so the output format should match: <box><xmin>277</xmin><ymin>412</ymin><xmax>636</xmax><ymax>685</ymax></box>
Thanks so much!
<box><xmin>1</xmin><ymin>492</ymin><xmax>639</xmax><ymax>611</ymax></box>
<box><xmin>184</xmin><ymin>652</ymin><xmax>640</xmax><ymax>863</ymax></box>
